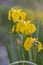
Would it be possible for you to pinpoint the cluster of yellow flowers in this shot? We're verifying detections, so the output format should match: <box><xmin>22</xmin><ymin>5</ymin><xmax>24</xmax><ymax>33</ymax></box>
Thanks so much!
<box><xmin>8</xmin><ymin>8</ymin><xmax>42</xmax><ymax>52</ymax></box>
<box><xmin>8</xmin><ymin>8</ymin><xmax>36</xmax><ymax>35</ymax></box>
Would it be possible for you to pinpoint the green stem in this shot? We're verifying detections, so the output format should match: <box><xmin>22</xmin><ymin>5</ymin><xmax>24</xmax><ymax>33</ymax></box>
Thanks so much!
<box><xmin>9</xmin><ymin>61</ymin><xmax>37</xmax><ymax>65</ymax></box>
<box><xmin>33</xmin><ymin>43</ymin><xmax>38</xmax><ymax>63</ymax></box>
<box><xmin>28</xmin><ymin>49</ymin><xmax>33</xmax><ymax>62</ymax></box>
<box><xmin>5</xmin><ymin>34</ymin><xmax>15</xmax><ymax>63</ymax></box>
<box><xmin>15</xmin><ymin>33</ymin><xmax>23</xmax><ymax>65</ymax></box>
<box><xmin>17</xmin><ymin>46</ymin><xmax>24</xmax><ymax>65</ymax></box>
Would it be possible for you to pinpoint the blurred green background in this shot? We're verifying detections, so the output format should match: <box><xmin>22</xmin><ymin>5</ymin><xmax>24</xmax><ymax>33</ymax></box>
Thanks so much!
<box><xmin>0</xmin><ymin>0</ymin><xmax>43</xmax><ymax>65</ymax></box>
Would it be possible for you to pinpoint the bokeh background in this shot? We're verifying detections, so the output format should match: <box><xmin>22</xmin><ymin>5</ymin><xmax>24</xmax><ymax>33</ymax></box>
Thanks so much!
<box><xmin>0</xmin><ymin>0</ymin><xmax>43</xmax><ymax>65</ymax></box>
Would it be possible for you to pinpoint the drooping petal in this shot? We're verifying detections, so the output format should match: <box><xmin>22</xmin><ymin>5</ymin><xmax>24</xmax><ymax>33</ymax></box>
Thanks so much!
<box><xmin>8</xmin><ymin>10</ymin><xmax>12</xmax><ymax>20</ymax></box>
<box><xmin>38</xmin><ymin>41</ymin><xmax>42</xmax><ymax>52</ymax></box>
<box><xmin>24</xmin><ymin>37</ymin><xmax>33</xmax><ymax>51</ymax></box>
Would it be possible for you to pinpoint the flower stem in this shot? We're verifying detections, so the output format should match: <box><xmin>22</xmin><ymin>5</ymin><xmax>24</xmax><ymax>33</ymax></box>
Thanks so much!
<box><xmin>33</xmin><ymin>43</ymin><xmax>38</xmax><ymax>63</ymax></box>
<box><xmin>28</xmin><ymin>49</ymin><xmax>33</xmax><ymax>62</ymax></box>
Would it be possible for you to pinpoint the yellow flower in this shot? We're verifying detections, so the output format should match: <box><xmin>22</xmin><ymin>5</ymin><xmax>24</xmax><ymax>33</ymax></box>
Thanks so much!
<box><xmin>24</xmin><ymin>37</ymin><xmax>42</xmax><ymax>52</ymax></box>
<box><xmin>24</xmin><ymin>37</ymin><xmax>33</xmax><ymax>51</ymax></box>
<box><xmin>20</xmin><ymin>12</ymin><xmax>26</xmax><ymax>20</ymax></box>
<box><xmin>25</xmin><ymin>23</ymin><xmax>36</xmax><ymax>35</ymax></box>
<box><xmin>11</xmin><ymin>9</ymin><xmax>21</xmax><ymax>22</ymax></box>
<box><xmin>16</xmin><ymin>20</ymin><xmax>25</xmax><ymax>34</ymax></box>
<box><xmin>11</xmin><ymin>26</ymin><xmax>14</xmax><ymax>32</ymax></box>
<box><xmin>38</xmin><ymin>41</ymin><xmax>42</xmax><ymax>52</ymax></box>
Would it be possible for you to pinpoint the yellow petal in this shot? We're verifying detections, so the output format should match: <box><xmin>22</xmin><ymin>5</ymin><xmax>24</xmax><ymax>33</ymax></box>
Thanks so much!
<box><xmin>16</xmin><ymin>21</ymin><xmax>25</xmax><ymax>34</ymax></box>
<box><xmin>20</xmin><ymin>12</ymin><xmax>26</xmax><ymax>20</ymax></box>
<box><xmin>11</xmin><ymin>9</ymin><xmax>20</xmax><ymax>22</ymax></box>
<box><xmin>24</xmin><ymin>37</ymin><xmax>33</xmax><ymax>51</ymax></box>
<box><xmin>8</xmin><ymin>10</ymin><xmax>11</xmax><ymax>20</ymax></box>
<box><xmin>8</xmin><ymin>8</ymin><xmax>14</xmax><ymax>21</ymax></box>
<box><xmin>38</xmin><ymin>41</ymin><xmax>42</xmax><ymax>52</ymax></box>
<box><xmin>25</xmin><ymin>23</ymin><xmax>36</xmax><ymax>35</ymax></box>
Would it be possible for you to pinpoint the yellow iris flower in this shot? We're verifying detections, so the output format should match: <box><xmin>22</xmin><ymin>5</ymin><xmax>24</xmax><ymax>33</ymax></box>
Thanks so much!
<box><xmin>24</xmin><ymin>37</ymin><xmax>42</xmax><ymax>52</ymax></box>
<box><xmin>8</xmin><ymin>8</ymin><xmax>21</xmax><ymax>22</ymax></box>
<box><xmin>16</xmin><ymin>20</ymin><xmax>36</xmax><ymax>35</ymax></box>
<box><xmin>8</xmin><ymin>8</ymin><xmax>26</xmax><ymax>22</ymax></box>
